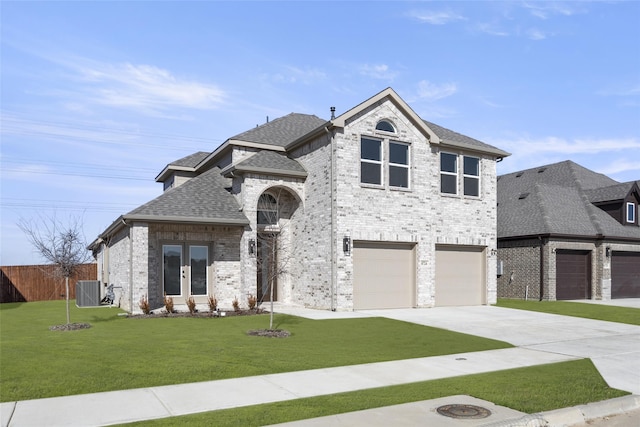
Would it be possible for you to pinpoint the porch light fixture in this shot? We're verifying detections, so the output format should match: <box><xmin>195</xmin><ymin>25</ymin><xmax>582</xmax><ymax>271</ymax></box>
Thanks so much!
<box><xmin>605</xmin><ymin>247</ymin><xmax>611</xmax><ymax>258</ymax></box>
<box><xmin>343</xmin><ymin>236</ymin><xmax>351</xmax><ymax>255</ymax></box>
<box><xmin>248</xmin><ymin>239</ymin><xmax>256</xmax><ymax>255</ymax></box>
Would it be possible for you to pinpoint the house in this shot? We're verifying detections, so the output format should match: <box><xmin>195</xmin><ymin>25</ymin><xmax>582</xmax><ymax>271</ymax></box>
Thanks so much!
<box><xmin>89</xmin><ymin>88</ymin><xmax>510</xmax><ymax>313</ymax></box>
<box><xmin>497</xmin><ymin>160</ymin><xmax>640</xmax><ymax>301</ymax></box>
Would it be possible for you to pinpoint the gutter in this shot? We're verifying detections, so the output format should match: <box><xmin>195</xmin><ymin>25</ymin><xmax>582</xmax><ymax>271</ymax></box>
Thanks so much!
<box><xmin>439</xmin><ymin>139</ymin><xmax>511</xmax><ymax>158</ymax></box>
<box><xmin>499</xmin><ymin>232</ymin><xmax>640</xmax><ymax>243</ymax></box>
<box><xmin>222</xmin><ymin>165</ymin><xmax>308</xmax><ymax>179</ymax></box>
<box><xmin>96</xmin><ymin>214</ymin><xmax>250</xmax><ymax>242</ymax></box>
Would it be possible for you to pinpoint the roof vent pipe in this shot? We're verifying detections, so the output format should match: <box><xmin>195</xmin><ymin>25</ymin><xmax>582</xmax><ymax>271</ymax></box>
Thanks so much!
<box><xmin>330</xmin><ymin>106</ymin><xmax>336</xmax><ymax>120</ymax></box>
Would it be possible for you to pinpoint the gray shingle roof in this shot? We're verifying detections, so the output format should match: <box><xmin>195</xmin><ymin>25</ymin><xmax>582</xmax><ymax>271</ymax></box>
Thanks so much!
<box><xmin>168</xmin><ymin>151</ymin><xmax>210</xmax><ymax>168</ymax></box>
<box><xmin>127</xmin><ymin>167</ymin><xmax>248</xmax><ymax>225</ymax></box>
<box><xmin>230</xmin><ymin>150</ymin><xmax>307</xmax><ymax>177</ymax></box>
<box><xmin>423</xmin><ymin>120</ymin><xmax>507</xmax><ymax>155</ymax></box>
<box><xmin>230</xmin><ymin>113</ymin><xmax>327</xmax><ymax>147</ymax></box>
<box><xmin>498</xmin><ymin>160</ymin><xmax>640</xmax><ymax>240</ymax></box>
<box><xmin>585</xmin><ymin>182</ymin><xmax>638</xmax><ymax>203</ymax></box>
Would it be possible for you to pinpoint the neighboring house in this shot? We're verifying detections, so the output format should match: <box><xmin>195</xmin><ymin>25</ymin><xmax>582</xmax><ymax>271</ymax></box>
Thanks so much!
<box><xmin>497</xmin><ymin>160</ymin><xmax>640</xmax><ymax>301</ymax></box>
<box><xmin>89</xmin><ymin>88</ymin><xmax>510</xmax><ymax>313</ymax></box>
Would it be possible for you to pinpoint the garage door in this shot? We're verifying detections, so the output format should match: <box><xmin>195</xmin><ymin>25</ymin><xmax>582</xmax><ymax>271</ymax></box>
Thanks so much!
<box><xmin>353</xmin><ymin>242</ymin><xmax>415</xmax><ymax>310</ymax></box>
<box><xmin>435</xmin><ymin>246</ymin><xmax>486</xmax><ymax>307</ymax></box>
<box><xmin>612</xmin><ymin>251</ymin><xmax>640</xmax><ymax>298</ymax></box>
<box><xmin>556</xmin><ymin>250</ymin><xmax>591</xmax><ymax>300</ymax></box>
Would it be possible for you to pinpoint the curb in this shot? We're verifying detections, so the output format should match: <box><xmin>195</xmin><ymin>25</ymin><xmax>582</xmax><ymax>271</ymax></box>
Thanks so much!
<box><xmin>480</xmin><ymin>395</ymin><xmax>640</xmax><ymax>427</ymax></box>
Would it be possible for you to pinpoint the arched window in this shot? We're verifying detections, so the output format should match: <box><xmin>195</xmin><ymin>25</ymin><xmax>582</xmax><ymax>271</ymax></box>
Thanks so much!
<box><xmin>375</xmin><ymin>120</ymin><xmax>396</xmax><ymax>133</ymax></box>
<box><xmin>257</xmin><ymin>194</ymin><xmax>278</xmax><ymax>225</ymax></box>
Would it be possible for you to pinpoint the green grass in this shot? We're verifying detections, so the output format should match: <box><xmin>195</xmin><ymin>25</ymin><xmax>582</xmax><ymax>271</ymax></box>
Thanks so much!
<box><xmin>0</xmin><ymin>301</ymin><xmax>511</xmax><ymax>402</ymax></box>
<box><xmin>496</xmin><ymin>299</ymin><xmax>640</xmax><ymax>326</ymax></box>
<box><xmin>121</xmin><ymin>359</ymin><xmax>627</xmax><ymax>426</ymax></box>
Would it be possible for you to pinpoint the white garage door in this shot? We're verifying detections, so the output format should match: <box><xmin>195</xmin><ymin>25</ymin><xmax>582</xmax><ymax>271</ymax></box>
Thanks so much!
<box><xmin>353</xmin><ymin>242</ymin><xmax>415</xmax><ymax>310</ymax></box>
<box><xmin>435</xmin><ymin>245</ymin><xmax>486</xmax><ymax>306</ymax></box>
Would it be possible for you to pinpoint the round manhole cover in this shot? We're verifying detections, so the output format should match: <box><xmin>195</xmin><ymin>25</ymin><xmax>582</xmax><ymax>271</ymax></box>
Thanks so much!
<box><xmin>436</xmin><ymin>404</ymin><xmax>492</xmax><ymax>419</ymax></box>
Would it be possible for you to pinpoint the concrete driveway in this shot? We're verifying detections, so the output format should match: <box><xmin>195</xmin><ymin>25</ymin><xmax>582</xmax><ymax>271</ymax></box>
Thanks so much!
<box><xmin>360</xmin><ymin>304</ymin><xmax>640</xmax><ymax>395</ymax></box>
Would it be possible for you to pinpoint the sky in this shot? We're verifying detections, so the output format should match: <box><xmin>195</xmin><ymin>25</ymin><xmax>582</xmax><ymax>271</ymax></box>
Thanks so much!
<box><xmin>1</xmin><ymin>1</ymin><xmax>639</xmax><ymax>266</ymax></box>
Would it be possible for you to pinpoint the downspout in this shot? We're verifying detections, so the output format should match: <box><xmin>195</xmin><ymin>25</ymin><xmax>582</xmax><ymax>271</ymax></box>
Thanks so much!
<box><xmin>539</xmin><ymin>236</ymin><xmax>545</xmax><ymax>301</ymax></box>
<box><xmin>325</xmin><ymin>125</ymin><xmax>336</xmax><ymax>311</ymax></box>
<box><xmin>127</xmin><ymin>220</ymin><xmax>134</xmax><ymax>313</ymax></box>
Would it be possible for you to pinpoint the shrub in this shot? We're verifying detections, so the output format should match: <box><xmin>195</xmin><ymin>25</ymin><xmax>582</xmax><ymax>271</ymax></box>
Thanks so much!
<box><xmin>164</xmin><ymin>295</ymin><xmax>174</xmax><ymax>313</ymax></box>
<box><xmin>138</xmin><ymin>295</ymin><xmax>151</xmax><ymax>315</ymax></box>
<box><xmin>207</xmin><ymin>294</ymin><xmax>218</xmax><ymax>312</ymax></box>
<box><xmin>186</xmin><ymin>296</ymin><xmax>197</xmax><ymax>314</ymax></box>
<box><xmin>247</xmin><ymin>294</ymin><xmax>257</xmax><ymax>310</ymax></box>
<box><xmin>232</xmin><ymin>296</ymin><xmax>240</xmax><ymax>312</ymax></box>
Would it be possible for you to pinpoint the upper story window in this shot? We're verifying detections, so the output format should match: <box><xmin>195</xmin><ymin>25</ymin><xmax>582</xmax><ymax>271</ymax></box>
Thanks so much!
<box><xmin>375</xmin><ymin>120</ymin><xmax>396</xmax><ymax>133</ymax></box>
<box><xmin>389</xmin><ymin>141</ymin><xmax>409</xmax><ymax>188</ymax></box>
<box><xmin>627</xmin><ymin>202</ymin><xmax>636</xmax><ymax>224</ymax></box>
<box><xmin>440</xmin><ymin>152</ymin><xmax>481</xmax><ymax>197</ymax></box>
<box><xmin>360</xmin><ymin>137</ymin><xmax>382</xmax><ymax>185</ymax></box>
<box><xmin>440</xmin><ymin>152</ymin><xmax>458</xmax><ymax>194</ymax></box>
<box><xmin>463</xmin><ymin>156</ymin><xmax>480</xmax><ymax>197</ymax></box>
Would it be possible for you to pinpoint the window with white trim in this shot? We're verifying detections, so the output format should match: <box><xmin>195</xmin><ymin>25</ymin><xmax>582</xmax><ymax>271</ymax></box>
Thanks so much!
<box><xmin>440</xmin><ymin>152</ymin><xmax>458</xmax><ymax>194</ymax></box>
<box><xmin>389</xmin><ymin>141</ymin><xmax>409</xmax><ymax>188</ymax></box>
<box><xmin>360</xmin><ymin>137</ymin><xmax>382</xmax><ymax>185</ymax></box>
<box><xmin>627</xmin><ymin>202</ymin><xmax>636</xmax><ymax>224</ymax></box>
<box><xmin>463</xmin><ymin>156</ymin><xmax>480</xmax><ymax>197</ymax></box>
<box><xmin>440</xmin><ymin>153</ymin><xmax>481</xmax><ymax>197</ymax></box>
<box><xmin>375</xmin><ymin>120</ymin><xmax>396</xmax><ymax>133</ymax></box>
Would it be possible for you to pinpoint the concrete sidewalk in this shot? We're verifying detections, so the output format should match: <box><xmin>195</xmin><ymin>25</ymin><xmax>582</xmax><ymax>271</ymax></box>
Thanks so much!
<box><xmin>1</xmin><ymin>347</ymin><xmax>576</xmax><ymax>426</ymax></box>
<box><xmin>2</xmin><ymin>304</ymin><xmax>639</xmax><ymax>426</ymax></box>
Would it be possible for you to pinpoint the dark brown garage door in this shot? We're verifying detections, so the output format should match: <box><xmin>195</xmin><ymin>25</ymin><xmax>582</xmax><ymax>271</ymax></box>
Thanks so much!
<box><xmin>612</xmin><ymin>252</ymin><xmax>640</xmax><ymax>298</ymax></box>
<box><xmin>556</xmin><ymin>250</ymin><xmax>591</xmax><ymax>300</ymax></box>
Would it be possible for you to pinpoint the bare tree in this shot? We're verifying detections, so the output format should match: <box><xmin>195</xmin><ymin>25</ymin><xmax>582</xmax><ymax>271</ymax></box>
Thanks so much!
<box><xmin>255</xmin><ymin>189</ymin><xmax>297</xmax><ymax>330</ymax></box>
<box><xmin>18</xmin><ymin>213</ymin><xmax>92</xmax><ymax>325</ymax></box>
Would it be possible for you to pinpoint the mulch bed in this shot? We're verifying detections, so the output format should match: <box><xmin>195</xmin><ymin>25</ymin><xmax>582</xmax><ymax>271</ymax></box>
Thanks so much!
<box><xmin>247</xmin><ymin>329</ymin><xmax>291</xmax><ymax>338</ymax></box>
<box><xmin>127</xmin><ymin>308</ymin><xmax>265</xmax><ymax>319</ymax></box>
<box><xmin>49</xmin><ymin>323</ymin><xmax>92</xmax><ymax>331</ymax></box>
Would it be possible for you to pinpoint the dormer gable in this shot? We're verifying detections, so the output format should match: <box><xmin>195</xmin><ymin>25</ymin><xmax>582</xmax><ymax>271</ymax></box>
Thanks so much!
<box><xmin>586</xmin><ymin>181</ymin><xmax>640</xmax><ymax>226</ymax></box>
<box><xmin>156</xmin><ymin>151</ymin><xmax>210</xmax><ymax>191</ymax></box>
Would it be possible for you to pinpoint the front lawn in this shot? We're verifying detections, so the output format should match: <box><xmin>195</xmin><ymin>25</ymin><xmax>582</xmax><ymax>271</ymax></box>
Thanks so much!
<box><xmin>0</xmin><ymin>301</ymin><xmax>511</xmax><ymax>402</ymax></box>
<box><xmin>122</xmin><ymin>359</ymin><xmax>627</xmax><ymax>426</ymax></box>
<box><xmin>496</xmin><ymin>299</ymin><xmax>640</xmax><ymax>325</ymax></box>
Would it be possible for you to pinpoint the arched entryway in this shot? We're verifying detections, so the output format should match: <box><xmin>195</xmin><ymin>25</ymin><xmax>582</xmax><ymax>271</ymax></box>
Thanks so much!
<box><xmin>255</xmin><ymin>188</ymin><xmax>300</xmax><ymax>304</ymax></box>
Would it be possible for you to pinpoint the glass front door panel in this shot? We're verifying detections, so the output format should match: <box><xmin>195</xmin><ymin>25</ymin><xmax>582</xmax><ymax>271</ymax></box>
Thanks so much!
<box><xmin>163</xmin><ymin>245</ymin><xmax>182</xmax><ymax>296</ymax></box>
<box><xmin>190</xmin><ymin>245</ymin><xmax>208</xmax><ymax>295</ymax></box>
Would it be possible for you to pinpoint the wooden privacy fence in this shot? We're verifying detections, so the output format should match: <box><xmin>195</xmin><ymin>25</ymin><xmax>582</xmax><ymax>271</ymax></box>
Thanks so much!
<box><xmin>0</xmin><ymin>264</ymin><xmax>97</xmax><ymax>303</ymax></box>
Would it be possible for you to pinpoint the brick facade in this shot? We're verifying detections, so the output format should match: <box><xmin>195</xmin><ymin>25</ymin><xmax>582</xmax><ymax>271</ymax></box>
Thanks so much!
<box><xmin>498</xmin><ymin>238</ymin><xmax>640</xmax><ymax>301</ymax></box>
<box><xmin>94</xmin><ymin>91</ymin><xmax>504</xmax><ymax>313</ymax></box>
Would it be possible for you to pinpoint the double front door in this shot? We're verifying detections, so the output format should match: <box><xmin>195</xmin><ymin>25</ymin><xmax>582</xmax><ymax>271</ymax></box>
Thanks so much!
<box><xmin>163</xmin><ymin>244</ymin><xmax>209</xmax><ymax>297</ymax></box>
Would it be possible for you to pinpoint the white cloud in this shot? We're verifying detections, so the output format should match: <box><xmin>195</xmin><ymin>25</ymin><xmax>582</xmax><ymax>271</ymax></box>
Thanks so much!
<box><xmin>476</xmin><ymin>22</ymin><xmax>509</xmax><ymax>37</ymax></box>
<box><xmin>494</xmin><ymin>135</ymin><xmax>640</xmax><ymax>179</ymax></box>
<box><xmin>496</xmin><ymin>136</ymin><xmax>640</xmax><ymax>156</ymax></box>
<box><xmin>526</xmin><ymin>28</ymin><xmax>548</xmax><ymax>40</ymax></box>
<box><xmin>598</xmin><ymin>159</ymin><xmax>640</xmax><ymax>176</ymax></box>
<box><xmin>522</xmin><ymin>2</ymin><xmax>582</xmax><ymax>20</ymax></box>
<box><xmin>359</xmin><ymin>64</ymin><xmax>398</xmax><ymax>81</ymax></box>
<box><xmin>417</xmin><ymin>80</ymin><xmax>458</xmax><ymax>101</ymax></box>
<box><xmin>408</xmin><ymin>10</ymin><xmax>466</xmax><ymax>25</ymax></box>
<box><xmin>75</xmin><ymin>62</ymin><xmax>225</xmax><ymax>112</ymax></box>
<box><xmin>597</xmin><ymin>83</ymin><xmax>640</xmax><ymax>97</ymax></box>
<box><xmin>271</xmin><ymin>65</ymin><xmax>327</xmax><ymax>84</ymax></box>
